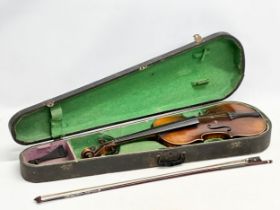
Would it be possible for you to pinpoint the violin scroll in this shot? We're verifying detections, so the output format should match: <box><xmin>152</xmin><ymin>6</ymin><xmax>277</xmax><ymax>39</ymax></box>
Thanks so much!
<box><xmin>81</xmin><ymin>140</ymin><xmax>119</xmax><ymax>158</ymax></box>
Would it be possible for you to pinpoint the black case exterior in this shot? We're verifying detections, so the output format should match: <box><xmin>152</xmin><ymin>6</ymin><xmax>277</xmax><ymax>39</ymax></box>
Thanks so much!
<box><xmin>9</xmin><ymin>32</ymin><xmax>271</xmax><ymax>182</ymax></box>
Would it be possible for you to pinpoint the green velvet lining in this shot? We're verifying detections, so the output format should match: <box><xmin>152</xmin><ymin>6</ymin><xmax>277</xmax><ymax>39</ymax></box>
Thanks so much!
<box><xmin>14</xmin><ymin>36</ymin><xmax>243</xmax><ymax>143</ymax></box>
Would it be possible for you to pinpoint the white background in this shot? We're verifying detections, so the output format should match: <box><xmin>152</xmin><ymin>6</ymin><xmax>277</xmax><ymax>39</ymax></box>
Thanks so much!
<box><xmin>0</xmin><ymin>1</ymin><xmax>279</xmax><ymax>210</ymax></box>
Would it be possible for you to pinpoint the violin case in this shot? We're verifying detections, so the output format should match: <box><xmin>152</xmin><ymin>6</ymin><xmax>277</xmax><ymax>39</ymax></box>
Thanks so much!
<box><xmin>9</xmin><ymin>32</ymin><xmax>271</xmax><ymax>182</ymax></box>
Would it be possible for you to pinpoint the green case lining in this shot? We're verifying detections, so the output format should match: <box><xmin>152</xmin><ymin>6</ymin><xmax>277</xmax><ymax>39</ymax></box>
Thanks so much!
<box><xmin>13</xmin><ymin>35</ymin><xmax>244</xmax><ymax>144</ymax></box>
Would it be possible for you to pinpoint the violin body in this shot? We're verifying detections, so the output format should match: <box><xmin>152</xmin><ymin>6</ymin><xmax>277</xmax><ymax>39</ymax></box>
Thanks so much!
<box><xmin>153</xmin><ymin>103</ymin><xmax>267</xmax><ymax>146</ymax></box>
<box><xmin>81</xmin><ymin>103</ymin><xmax>267</xmax><ymax>158</ymax></box>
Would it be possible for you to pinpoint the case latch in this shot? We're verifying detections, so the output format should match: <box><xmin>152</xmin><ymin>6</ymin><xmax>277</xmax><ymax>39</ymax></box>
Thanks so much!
<box><xmin>193</xmin><ymin>34</ymin><xmax>203</xmax><ymax>44</ymax></box>
<box><xmin>157</xmin><ymin>151</ymin><xmax>186</xmax><ymax>167</ymax></box>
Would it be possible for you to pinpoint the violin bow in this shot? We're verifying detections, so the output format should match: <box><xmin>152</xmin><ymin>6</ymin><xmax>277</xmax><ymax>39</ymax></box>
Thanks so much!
<box><xmin>34</xmin><ymin>156</ymin><xmax>272</xmax><ymax>203</ymax></box>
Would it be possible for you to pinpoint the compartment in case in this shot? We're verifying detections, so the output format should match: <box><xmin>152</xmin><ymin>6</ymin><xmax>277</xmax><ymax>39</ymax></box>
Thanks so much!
<box><xmin>22</xmin><ymin>140</ymin><xmax>76</xmax><ymax>165</ymax></box>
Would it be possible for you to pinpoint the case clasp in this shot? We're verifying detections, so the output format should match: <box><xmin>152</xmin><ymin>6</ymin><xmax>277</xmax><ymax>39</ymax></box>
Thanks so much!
<box><xmin>193</xmin><ymin>34</ymin><xmax>203</xmax><ymax>44</ymax></box>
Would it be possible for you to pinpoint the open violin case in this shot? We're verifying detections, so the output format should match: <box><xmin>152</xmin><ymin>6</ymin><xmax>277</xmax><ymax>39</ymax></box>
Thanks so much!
<box><xmin>9</xmin><ymin>32</ymin><xmax>271</xmax><ymax>182</ymax></box>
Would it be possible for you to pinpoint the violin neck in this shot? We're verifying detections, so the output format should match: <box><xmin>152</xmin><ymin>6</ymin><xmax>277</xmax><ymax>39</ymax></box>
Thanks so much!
<box><xmin>113</xmin><ymin>117</ymin><xmax>200</xmax><ymax>146</ymax></box>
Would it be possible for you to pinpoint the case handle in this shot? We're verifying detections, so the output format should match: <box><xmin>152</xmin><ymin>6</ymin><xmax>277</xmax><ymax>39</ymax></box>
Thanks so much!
<box><xmin>157</xmin><ymin>152</ymin><xmax>186</xmax><ymax>167</ymax></box>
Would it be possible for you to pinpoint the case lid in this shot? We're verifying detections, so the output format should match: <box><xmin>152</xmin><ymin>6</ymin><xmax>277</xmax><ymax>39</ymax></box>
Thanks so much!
<box><xmin>9</xmin><ymin>32</ymin><xmax>245</xmax><ymax>145</ymax></box>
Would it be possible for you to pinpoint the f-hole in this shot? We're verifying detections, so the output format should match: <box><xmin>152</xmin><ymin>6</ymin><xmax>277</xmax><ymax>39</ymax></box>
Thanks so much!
<box><xmin>202</xmin><ymin>132</ymin><xmax>231</xmax><ymax>140</ymax></box>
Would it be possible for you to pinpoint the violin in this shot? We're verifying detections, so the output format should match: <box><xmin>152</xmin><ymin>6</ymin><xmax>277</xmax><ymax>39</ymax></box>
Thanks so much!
<box><xmin>81</xmin><ymin>103</ymin><xmax>267</xmax><ymax>158</ymax></box>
